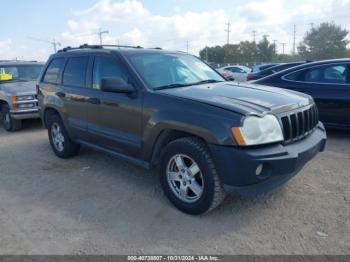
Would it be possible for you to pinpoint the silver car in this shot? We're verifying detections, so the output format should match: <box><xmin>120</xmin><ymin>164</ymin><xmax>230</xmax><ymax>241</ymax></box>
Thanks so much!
<box><xmin>218</xmin><ymin>65</ymin><xmax>251</xmax><ymax>82</ymax></box>
<box><xmin>0</xmin><ymin>61</ymin><xmax>44</xmax><ymax>131</ymax></box>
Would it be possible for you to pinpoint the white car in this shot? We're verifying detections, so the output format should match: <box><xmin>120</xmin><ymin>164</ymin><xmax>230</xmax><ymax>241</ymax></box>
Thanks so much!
<box><xmin>218</xmin><ymin>65</ymin><xmax>251</xmax><ymax>82</ymax></box>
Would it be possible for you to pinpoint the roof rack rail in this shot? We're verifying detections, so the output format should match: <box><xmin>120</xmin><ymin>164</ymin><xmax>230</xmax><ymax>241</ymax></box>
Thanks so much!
<box><xmin>57</xmin><ymin>44</ymin><xmax>143</xmax><ymax>53</ymax></box>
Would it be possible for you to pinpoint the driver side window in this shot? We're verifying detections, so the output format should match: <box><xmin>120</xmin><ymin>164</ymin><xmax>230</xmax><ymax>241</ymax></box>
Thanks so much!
<box><xmin>92</xmin><ymin>56</ymin><xmax>129</xmax><ymax>89</ymax></box>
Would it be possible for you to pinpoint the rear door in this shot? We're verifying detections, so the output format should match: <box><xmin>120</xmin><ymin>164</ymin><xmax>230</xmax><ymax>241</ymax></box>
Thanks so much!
<box><xmin>85</xmin><ymin>54</ymin><xmax>143</xmax><ymax>158</ymax></box>
<box><xmin>281</xmin><ymin>63</ymin><xmax>350</xmax><ymax>126</ymax></box>
<box><xmin>60</xmin><ymin>55</ymin><xmax>91</xmax><ymax>140</ymax></box>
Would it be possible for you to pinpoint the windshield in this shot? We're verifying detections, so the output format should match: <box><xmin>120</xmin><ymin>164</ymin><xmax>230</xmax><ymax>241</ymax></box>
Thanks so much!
<box><xmin>126</xmin><ymin>52</ymin><xmax>225</xmax><ymax>90</ymax></box>
<box><xmin>0</xmin><ymin>65</ymin><xmax>43</xmax><ymax>83</ymax></box>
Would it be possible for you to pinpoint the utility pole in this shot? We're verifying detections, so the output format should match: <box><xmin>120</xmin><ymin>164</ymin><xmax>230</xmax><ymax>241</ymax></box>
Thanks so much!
<box><xmin>252</xmin><ymin>30</ymin><xmax>257</xmax><ymax>42</ymax></box>
<box><xmin>225</xmin><ymin>22</ymin><xmax>231</xmax><ymax>45</ymax></box>
<box><xmin>186</xmin><ymin>41</ymin><xmax>189</xmax><ymax>53</ymax></box>
<box><xmin>281</xmin><ymin>43</ymin><xmax>286</xmax><ymax>55</ymax></box>
<box><xmin>98</xmin><ymin>28</ymin><xmax>109</xmax><ymax>45</ymax></box>
<box><xmin>27</xmin><ymin>36</ymin><xmax>61</xmax><ymax>53</ymax></box>
<box><xmin>273</xmin><ymin>40</ymin><xmax>277</xmax><ymax>53</ymax></box>
<box><xmin>293</xmin><ymin>24</ymin><xmax>296</xmax><ymax>56</ymax></box>
<box><xmin>205</xmin><ymin>46</ymin><xmax>209</xmax><ymax>62</ymax></box>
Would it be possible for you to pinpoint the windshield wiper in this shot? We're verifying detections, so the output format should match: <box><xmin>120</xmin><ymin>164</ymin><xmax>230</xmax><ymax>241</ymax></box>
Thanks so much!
<box><xmin>154</xmin><ymin>83</ymin><xmax>192</xmax><ymax>90</ymax></box>
<box><xmin>190</xmin><ymin>79</ymin><xmax>224</xmax><ymax>85</ymax></box>
<box><xmin>154</xmin><ymin>80</ymin><xmax>223</xmax><ymax>90</ymax></box>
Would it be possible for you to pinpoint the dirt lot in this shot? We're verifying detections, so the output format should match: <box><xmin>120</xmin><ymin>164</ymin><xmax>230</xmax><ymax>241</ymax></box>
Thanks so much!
<box><xmin>0</xmin><ymin>120</ymin><xmax>349</xmax><ymax>255</ymax></box>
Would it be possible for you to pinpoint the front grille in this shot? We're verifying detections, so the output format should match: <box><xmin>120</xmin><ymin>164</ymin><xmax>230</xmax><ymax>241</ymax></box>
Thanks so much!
<box><xmin>280</xmin><ymin>104</ymin><xmax>319</xmax><ymax>143</ymax></box>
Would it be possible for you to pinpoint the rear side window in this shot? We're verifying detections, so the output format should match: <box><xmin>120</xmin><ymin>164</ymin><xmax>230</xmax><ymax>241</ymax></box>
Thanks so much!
<box><xmin>62</xmin><ymin>56</ymin><xmax>89</xmax><ymax>87</ymax></box>
<box><xmin>304</xmin><ymin>64</ymin><xmax>347</xmax><ymax>84</ymax></box>
<box><xmin>285</xmin><ymin>64</ymin><xmax>348</xmax><ymax>84</ymax></box>
<box><xmin>284</xmin><ymin>71</ymin><xmax>303</xmax><ymax>81</ymax></box>
<box><xmin>43</xmin><ymin>58</ymin><xmax>65</xmax><ymax>84</ymax></box>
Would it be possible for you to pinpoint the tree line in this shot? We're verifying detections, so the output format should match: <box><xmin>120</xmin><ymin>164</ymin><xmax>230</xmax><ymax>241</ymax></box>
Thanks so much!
<box><xmin>199</xmin><ymin>22</ymin><xmax>350</xmax><ymax>64</ymax></box>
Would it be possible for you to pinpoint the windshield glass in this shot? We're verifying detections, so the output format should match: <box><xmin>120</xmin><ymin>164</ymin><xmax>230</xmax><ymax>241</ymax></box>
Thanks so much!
<box><xmin>0</xmin><ymin>65</ymin><xmax>43</xmax><ymax>83</ymax></box>
<box><xmin>126</xmin><ymin>52</ymin><xmax>224</xmax><ymax>90</ymax></box>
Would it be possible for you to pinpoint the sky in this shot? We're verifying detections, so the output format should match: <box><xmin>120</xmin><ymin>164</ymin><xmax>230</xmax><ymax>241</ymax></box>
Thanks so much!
<box><xmin>1</xmin><ymin>0</ymin><xmax>350</xmax><ymax>61</ymax></box>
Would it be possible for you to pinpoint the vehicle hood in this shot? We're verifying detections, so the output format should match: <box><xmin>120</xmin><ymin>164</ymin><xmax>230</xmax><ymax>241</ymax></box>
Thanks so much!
<box><xmin>0</xmin><ymin>80</ymin><xmax>36</xmax><ymax>96</ymax></box>
<box><xmin>158</xmin><ymin>82</ymin><xmax>312</xmax><ymax>115</ymax></box>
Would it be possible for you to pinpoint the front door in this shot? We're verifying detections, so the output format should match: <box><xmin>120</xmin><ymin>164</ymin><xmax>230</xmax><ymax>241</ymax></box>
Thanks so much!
<box><xmin>85</xmin><ymin>54</ymin><xmax>143</xmax><ymax>158</ymax></box>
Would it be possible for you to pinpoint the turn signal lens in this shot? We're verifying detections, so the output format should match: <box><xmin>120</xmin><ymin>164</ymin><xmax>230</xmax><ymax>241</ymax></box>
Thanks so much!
<box><xmin>231</xmin><ymin>127</ymin><xmax>246</xmax><ymax>146</ymax></box>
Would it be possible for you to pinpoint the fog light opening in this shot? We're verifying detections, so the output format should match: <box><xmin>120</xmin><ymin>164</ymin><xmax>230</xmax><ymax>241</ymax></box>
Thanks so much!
<box><xmin>255</xmin><ymin>164</ymin><xmax>264</xmax><ymax>176</ymax></box>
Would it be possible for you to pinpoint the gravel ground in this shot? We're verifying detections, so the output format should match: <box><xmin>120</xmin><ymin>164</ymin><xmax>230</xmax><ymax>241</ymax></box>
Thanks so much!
<box><xmin>0</xmin><ymin>120</ymin><xmax>349</xmax><ymax>255</ymax></box>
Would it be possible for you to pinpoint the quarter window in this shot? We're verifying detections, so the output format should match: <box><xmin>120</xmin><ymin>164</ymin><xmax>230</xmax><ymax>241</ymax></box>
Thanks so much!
<box><xmin>92</xmin><ymin>56</ymin><xmax>129</xmax><ymax>89</ymax></box>
<box><xmin>62</xmin><ymin>56</ymin><xmax>89</xmax><ymax>87</ymax></box>
<box><xmin>43</xmin><ymin>58</ymin><xmax>65</xmax><ymax>84</ymax></box>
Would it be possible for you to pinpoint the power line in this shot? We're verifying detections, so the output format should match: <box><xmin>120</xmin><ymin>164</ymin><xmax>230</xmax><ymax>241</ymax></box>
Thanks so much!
<box><xmin>293</xmin><ymin>24</ymin><xmax>296</xmax><ymax>55</ymax></box>
<box><xmin>281</xmin><ymin>43</ymin><xmax>287</xmax><ymax>55</ymax></box>
<box><xmin>225</xmin><ymin>21</ymin><xmax>231</xmax><ymax>44</ymax></box>
<box><xmin>27</xmin><ymin>36</ymin><xmax>61</xmax><ymax>53</ymax></box>
<box><xmin>205</xmin><ymin>45</ymin><xmax>209</xmax><ymax>62</ymax></box>
<box><xmin>273</xmin><ymin>40</ymin><xmax>277</xmax><ymax>53</ymax></box>
<box><xmin>252</xmin><ymin>30</ymin><xmax>257</xmax><ymax>42</ymax></box>
<box><xmin>98</xmin><ymin>28</ymin><xmax>109</xmax><ymax>45</ymax></box>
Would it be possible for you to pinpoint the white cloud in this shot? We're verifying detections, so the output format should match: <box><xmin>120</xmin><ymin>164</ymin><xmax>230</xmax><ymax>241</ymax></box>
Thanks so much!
<box><xmin>56</xmin><ymin>0</ymin><xmax>350</xmax><ymax>56</ymax></box>
<box><xmin>2</xmin><ymin>0</ymin><xmax>350</xmax><ymax>61</ymax></box>
<box><xmin>0</xmin><ymin>39</ymin><xmax>13</xmax><ymax>60</ymax></box>
<box><xmin>58</xmin><ymin>0</ymin><xmax>229</xmax><ymax>54</ymax></box>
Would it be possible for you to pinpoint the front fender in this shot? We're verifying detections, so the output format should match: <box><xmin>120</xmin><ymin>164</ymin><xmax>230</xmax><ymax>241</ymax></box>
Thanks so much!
<box><xmin>141</xmin><ymin>107</ymin><xmax>242</xmax><ymax>161</ymax></box>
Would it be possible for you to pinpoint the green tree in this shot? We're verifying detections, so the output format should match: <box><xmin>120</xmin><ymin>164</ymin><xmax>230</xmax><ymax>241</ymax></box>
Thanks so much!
<box><xmin>298</xmin><ymin>22</ymin><xmax>349</xmax><ymax>60</ymax></box>
<box><xmin>199</xmin><ymin>45</ymin><xmax>225</xmax><ymax>63</ymax></box>
<box><xmin>223</xmin><ymin>44</ymin><xmax>240</xmax><ymax>63</ymax></box>
<box><xmin>257</xmin><ymin>36</ymin><xmax>276</xmax><ymax>62</ymax></box>
<box><xmin>238</xmin><ymin>41</ymin><xmax>259</xmax><ymax>63</ymax></box>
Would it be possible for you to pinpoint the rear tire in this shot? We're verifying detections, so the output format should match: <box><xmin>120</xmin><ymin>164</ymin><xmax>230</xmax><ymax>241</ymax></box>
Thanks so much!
<box><xmin>47</xmin><ymin>113</ymin><xmax>80</xmax><ymax>158</ymax></box>
<box><xmin>160</xmin><ymin>137</ymin><xmax>226</xmax><ymax>215</ymax></box>
<box><xmin>1</xmin><ymin>104</ymin><xmax>22</xmax><ymax>132</ymax></box>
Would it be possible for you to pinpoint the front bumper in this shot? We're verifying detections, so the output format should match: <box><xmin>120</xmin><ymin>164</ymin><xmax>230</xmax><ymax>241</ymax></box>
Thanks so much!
<box><xmin>10</xmin><ymin>108</ymin><xmax>40</xmax><ymax>120</ymax></box>
<box><xmin>209</xmin><ymin>122</ymin><xmax>327</xmax><ymax>197</ymax></box>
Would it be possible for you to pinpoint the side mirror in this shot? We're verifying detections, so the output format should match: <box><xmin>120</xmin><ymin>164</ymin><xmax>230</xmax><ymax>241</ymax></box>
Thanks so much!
<box><xmin>101</xmin><ymin>77</ymin><xmax>134</xmax><ymax>93</ymax></box>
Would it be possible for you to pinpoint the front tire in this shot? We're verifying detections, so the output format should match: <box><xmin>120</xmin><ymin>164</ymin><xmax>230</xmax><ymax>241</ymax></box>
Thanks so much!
<box><xmin>47</xmin><ymin>113</ymin><xmax>80</xmax><ymax>158</ymax></box>
<box><xmin>160</xmin><ymin>137</ymin><xmax>226</xmax><ymax>215</ymax></box>
<box><xmin>1</xmin><ymin>104</ymin><xmax>22</xmax><ymax>132</ymax></box>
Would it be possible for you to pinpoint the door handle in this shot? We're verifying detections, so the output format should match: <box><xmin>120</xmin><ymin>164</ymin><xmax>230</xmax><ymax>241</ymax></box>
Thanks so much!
<box><xmin>56</xmin><ymin>92</ymin><xmax>66</xmax><ymax>98</ymax></box>
<box><xmin>87</xmin><ymin>97</ymin><xmax>101</xmax><ymax>104</ymax></box>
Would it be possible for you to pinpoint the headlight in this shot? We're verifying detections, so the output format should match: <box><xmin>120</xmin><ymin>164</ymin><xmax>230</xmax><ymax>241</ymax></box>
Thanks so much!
<box><xmin>232</xmin><ymin>115</ymin><xmax>283</xmax><ymax>146</ymax></box>
<box><xmin>13</xmin><ymin>95</ymin><xmax>35</xmax><ymax>101</ymax></box>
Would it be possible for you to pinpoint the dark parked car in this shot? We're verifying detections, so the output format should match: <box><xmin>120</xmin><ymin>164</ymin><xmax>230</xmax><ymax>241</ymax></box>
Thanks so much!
<box><xmin>254</xmin><ymin>59</ymin><xmax>350</xmax><ymax>129</ymax></box>
<box><xmin>37</xmin><ymin>45</ymin><xmax>326</xmax><ymax>214</ymax></box>
<box><xmin>0</xmin><ymin>61</ymin><xmax>44</xmax><ymax>131</ymax></box>
<box><xmin>247</xmin><ymin>62</ymin><xmax>307</xmax><ymax>81</ymax></box>
<box><xmin>251</xmin><ymin>63</ymin><xmax>279</xmax><ymax>73</ymax></box>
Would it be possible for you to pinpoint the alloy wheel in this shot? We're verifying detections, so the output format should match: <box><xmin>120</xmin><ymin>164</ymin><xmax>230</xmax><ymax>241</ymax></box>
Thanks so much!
<box><xmin>51</xmin><ymin>123</ymin><xmax>65</xmax><ymax>152</ymax></box>
<box><xmin>166</xmin><ymin>154</ymin><xmax>204</xmax><ymax>203</ymax></box>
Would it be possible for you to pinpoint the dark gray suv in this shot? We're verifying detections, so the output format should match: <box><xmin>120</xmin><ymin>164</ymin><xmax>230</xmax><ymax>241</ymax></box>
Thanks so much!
<box><xmin>37</xmin><ymin>45</ymin><xmax>327</xmax><ymax>214</ymax></box>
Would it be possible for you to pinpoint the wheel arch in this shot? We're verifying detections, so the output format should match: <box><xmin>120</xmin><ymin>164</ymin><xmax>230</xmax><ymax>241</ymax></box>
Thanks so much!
<box><xmin>43</xmin><ymin>106</ymin><xmax>62</xmax><ymax>128</ymax></box>
<box><xmin>149</xmin><ymin>129</ymin><xmax>209</xmax><ymax>167</ymax></box>
<box><xmin>0</xmin><ymin>99</ymin><xmax>9</xmax><ymax>111</ymax></box>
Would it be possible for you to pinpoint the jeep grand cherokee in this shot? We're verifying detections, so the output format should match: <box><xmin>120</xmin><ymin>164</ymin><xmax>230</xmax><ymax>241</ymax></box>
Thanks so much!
<box><xmin>37</xmin><ymin>45</ymin><xmax>327</xmax><ymax>215</ymax></box>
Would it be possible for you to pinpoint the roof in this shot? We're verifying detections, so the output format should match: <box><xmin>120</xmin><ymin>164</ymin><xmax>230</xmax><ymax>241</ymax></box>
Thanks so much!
<box><xmin>54</xmin><ymin>44</ymin><xmax>184</xmax><ymax>57</ymax></box>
